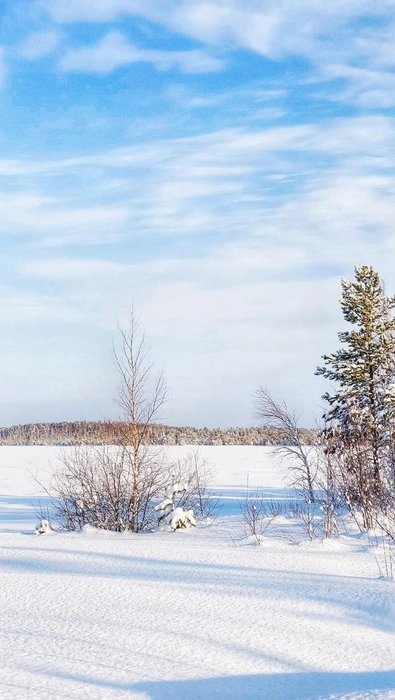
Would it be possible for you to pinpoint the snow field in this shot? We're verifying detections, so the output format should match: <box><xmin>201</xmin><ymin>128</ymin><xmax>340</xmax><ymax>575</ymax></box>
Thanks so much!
<box><xmin>1</xmin><ymin>446</ymin><xmax>395</xmax><ymax>699</ymax></box>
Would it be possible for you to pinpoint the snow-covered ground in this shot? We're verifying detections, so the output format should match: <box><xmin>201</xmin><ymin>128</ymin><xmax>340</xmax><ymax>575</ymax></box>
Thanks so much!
<box><xmin>1</xmin><ymin>446</ymin><xmax>395</xmax><ymax>700</ymax></box>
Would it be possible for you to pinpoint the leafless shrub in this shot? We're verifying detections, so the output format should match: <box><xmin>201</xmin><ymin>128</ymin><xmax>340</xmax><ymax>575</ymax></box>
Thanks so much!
<box><xmin>266</xmin><ymin>499</ymin><xmax>285</xmax><ymax>518</ymax></box>
<box><xmin>355</xmin><ymin>492</ymin><xmax>395</xmax><ymax>579</ymax></box>
<box><xmin>377</xmin><ymin>540</ymin><xmax>395</xmax><ymax>580</ymax></box>
<box><xmin>374</xmin><ymin>508</ymin><xmax>395</xmax><ymax>545</ymax></box>
<box><xmin>372</xmin><ymin>499</ymin><xmax>395</xmax><ymax>576</ymax></box>
<box><xmin>284</xmin><ymin>484</ymin><xmax>344</xmax><ymax>541</ymax></box>
<box><xmin>33</xmin><ymin>498</ymin><xmax>53</xmax><ymax>528</ymax></box>
<box><xmin>282</xmin><ymin>498</ymin><xmax>325</xmax><ymax>541</ymax></box>
<box><xmin>46</xmin><ymin>447</ymin><xmax>218</xmax><ymax>533</ymax></box>
<box><xmin>367</xmin><ymin>528</ymin><xmax>395</xmax><ymax>580</ymax></box>
<box><xmin>170</xmin><ymin>450</ymin><xmax>220</xmax><ymax>521</ymax></box>
<box><xmin>291</xmin><ymin>500</ymin><xmax>318</xmax><ymax>540</ymax></box>
<box><xmin>47</xmin><ymin>444</ymin><xmax>168</xmax><ymax>532</ymax></box>
<box><xmin>239</xmin><ymin>486</ymin><xmax>277</xmax><ymax>545</ymax></box>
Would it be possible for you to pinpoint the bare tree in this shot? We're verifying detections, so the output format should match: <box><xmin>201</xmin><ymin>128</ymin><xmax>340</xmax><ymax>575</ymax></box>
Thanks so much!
<box><xmin>112</xmin><ymin>308</ymin><xmax>169</xmax><ymax>532</ymax></box>
<box><xmin>45</xmin><ymin>309</ymin><xmax>170</xmax><ymax>533</ymax></box>
<box><xmin>254</xmin><ymin>387</ymin><xmax>317</xmax><ymax>503</ymax></box>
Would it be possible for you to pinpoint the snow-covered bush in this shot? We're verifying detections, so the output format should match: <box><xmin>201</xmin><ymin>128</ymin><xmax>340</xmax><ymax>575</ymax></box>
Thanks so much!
<box><xmin>154</xmin><ymin>451</ymin><xmax>218</xmax><ymax>531</ymax></box>
<box><xmin>168</xmin><ymin>507</ymin><xmax>196</xmax><ymax>530</ymax></box>
<box><xmin>35</xmin><ymin>519</ymin><xmax>52</xmax><ymax>535</ymax></box>
<box><xmin>156</xmin><ymin>479</ymin><xmax>196</xmax><ymax>530</ymax></box>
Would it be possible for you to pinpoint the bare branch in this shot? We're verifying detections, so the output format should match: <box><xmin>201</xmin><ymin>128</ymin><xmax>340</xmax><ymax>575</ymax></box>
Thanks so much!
<box><xmin>254</xmin><ymin>387</ymin><xmax>317</xmax><ymax>503</ymax></box>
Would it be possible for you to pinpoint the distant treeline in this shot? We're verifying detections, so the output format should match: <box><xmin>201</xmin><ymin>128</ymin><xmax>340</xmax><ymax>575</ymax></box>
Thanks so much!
<box><xmin>0</xmin><ymin>421</ymin><xmax>317</xmax><ymax>446</ymax></box>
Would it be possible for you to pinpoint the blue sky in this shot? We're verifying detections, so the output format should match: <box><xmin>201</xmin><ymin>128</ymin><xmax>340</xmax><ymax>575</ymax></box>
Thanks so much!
<box><xmin>1</xmin><ymin>1</ymin><xmax>395</xmax><ymax>427</ymax></box>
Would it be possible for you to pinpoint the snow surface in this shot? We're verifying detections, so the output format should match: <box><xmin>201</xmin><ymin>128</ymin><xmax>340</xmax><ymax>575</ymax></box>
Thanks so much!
<box><xmin>1</xmin><ymin>445</ymin><xmax>395</xmax><ymax>700</ymax></box>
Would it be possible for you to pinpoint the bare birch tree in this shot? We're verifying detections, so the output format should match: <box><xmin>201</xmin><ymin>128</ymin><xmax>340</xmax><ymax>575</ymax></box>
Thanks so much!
<box><xmin>48</xmin><ymin>309</ymin><xmax>169</xmax><ymax>532</ymax></box>
<box><xmin>253</xmin><ymin>387</ymin><xmax>317</xmax><ymax>503</ymax></box>
<box><xmin>112</xmin><ymin>308</ymin><xmax>169</xmax><ymax>532</ymax></box>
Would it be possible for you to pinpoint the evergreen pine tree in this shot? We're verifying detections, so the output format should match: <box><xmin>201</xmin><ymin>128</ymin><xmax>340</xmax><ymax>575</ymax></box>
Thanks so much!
<box><xmin>316</xmin><ymin>266</ymin><xmax>395</xmax><ymax>524</ymax></box>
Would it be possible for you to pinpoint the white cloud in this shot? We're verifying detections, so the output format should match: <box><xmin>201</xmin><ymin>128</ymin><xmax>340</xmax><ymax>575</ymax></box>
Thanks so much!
<box><xmin>7</xmin><ymin>116</ymin><xmax>394</xmax><ymax>181</ymax></box>
<box><xmin>318</xmin><ymin>64</ymin><xmax>395</xmax><ymax>108</ymax></box>
<box><xmin>20</xmin><ymin>258</ymin><xmax>123</xmax><ymax>278</ymax></box>
<box><xmin>0</xmin><ymin>192</ymin><xmax>131</xmax><ymax>245</ymax></box>
<box><xmin>44</xmin><ymin>1</ymin><xmax>395</xmax><ymax>58</ymax></box>
<box><xmin>44</xmin><ymin>0</ymin><xmax>140</xmax><ymax>22</ymax></box>
<box><xmin>17</xmin><ymin>30</ymin><xmax>60</xmax><ymax>60</ymax></box>
<box><xmin>2</xmin><ymin>116</ymin><xmax>395</xmax><ymax>248</ymax></box>
<box><xmin>0</xmin><ymin>287</ymin><xmax>85</xmax><ymax>325</ymax></box>
<box><xmin>60</xmin><ymin>31</ymin><xmax>223</xmax><ymax>74</ymax></box>
<box><xmin>43</xmin><ymin>1</ymin><xmax>395</xmax><ymax>106</ymax></box>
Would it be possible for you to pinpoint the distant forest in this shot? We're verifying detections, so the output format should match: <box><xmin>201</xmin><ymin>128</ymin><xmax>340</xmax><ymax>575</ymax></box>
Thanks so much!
<box><xmin>0</xmin><ymin>422</ymin><xmax>317</xmax><ymax>446</ymax></box>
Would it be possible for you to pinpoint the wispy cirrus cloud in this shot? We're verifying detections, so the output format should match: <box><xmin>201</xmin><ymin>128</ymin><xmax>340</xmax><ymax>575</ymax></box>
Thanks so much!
<box><xmin>2</xmin><ymin>115</ymin><xmax>395</xmax><ymax>252</ymax></box>
<box><xmin>3</xmin><ymin>114</ymin><xmax>392</xmax><ymax>176</ymax></box>
<box><xmin>319</xmin><ymin>64</ymin><xmax>395</xmax><ymax>108</ymax></box>
<box><xmin>60</xmin><ymin>31</ymin><xmax>224</xmax><ymax>74</ymax></box>
<box><xmin>42</xmin><ymin>0</ymin><xmax>395</xmax><ymax>107</ymax></box>
<box><xmin>9</xmin><ymin>116</ymin><xmax>395</xmax><ymax>304</ymax></box>
<box><xmin>43</xmin><ymin>0</ymin><xmax>395</xmax><ymax>58</ymax></box>
<box><xmin>0</xmin><ymin>191</ymin><xmax>131</xmax><ymax>246</ymax></box>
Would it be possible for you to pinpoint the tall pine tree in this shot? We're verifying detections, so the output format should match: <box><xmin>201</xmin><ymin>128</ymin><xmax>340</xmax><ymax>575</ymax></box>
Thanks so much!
<box><xmin>316</xmin><ymin>266</ymin><xmax>395</xmax><ymax>524</ymax></box>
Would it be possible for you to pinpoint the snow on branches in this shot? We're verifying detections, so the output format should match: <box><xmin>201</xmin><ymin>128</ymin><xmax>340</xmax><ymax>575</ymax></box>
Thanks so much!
<box><xmin>35</xmin><ymin>519</ymin><xmax>52</xmax><ymax>535</ymax></box>
<box><xmin>155</xmin><ymin>478</ymin><xmax>196</xmax><ymax>531</ymax></box>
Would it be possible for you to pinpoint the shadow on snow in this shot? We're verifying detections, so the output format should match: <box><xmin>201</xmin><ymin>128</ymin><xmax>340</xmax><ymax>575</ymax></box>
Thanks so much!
<box><xmin>25</xmin><ymin>668</ymin><xmax>395</xmax><ymax>700</ymax></box>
